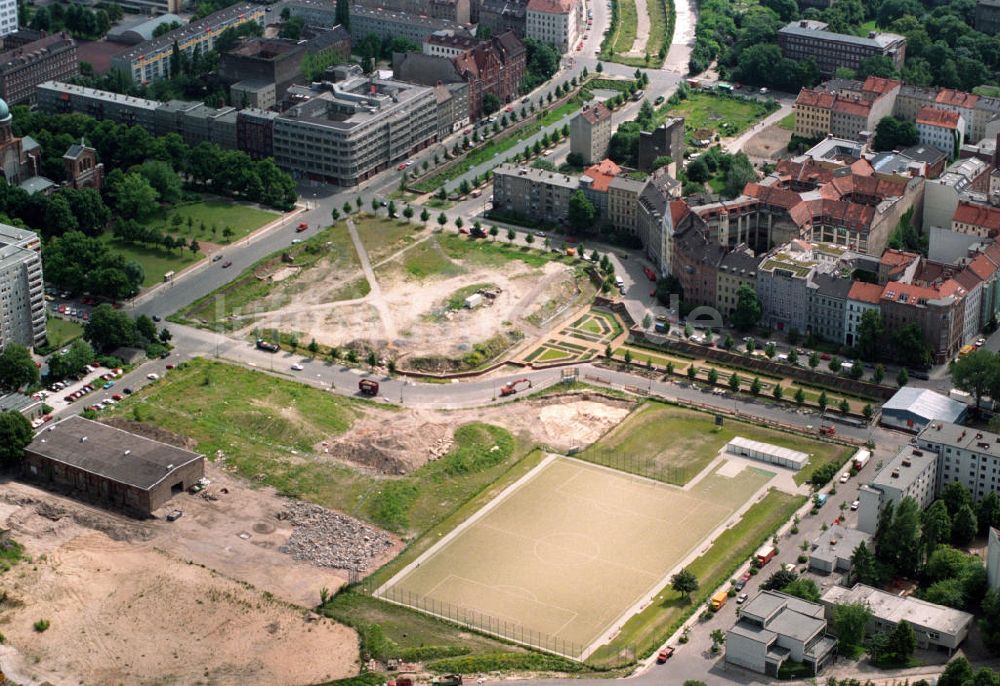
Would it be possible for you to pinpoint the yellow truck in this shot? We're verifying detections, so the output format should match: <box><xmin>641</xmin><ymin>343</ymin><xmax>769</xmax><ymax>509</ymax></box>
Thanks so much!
<box><xmin>711</xmin><ymin>590</ymin><xmax>728</xmax><ymax>611</ymax></box>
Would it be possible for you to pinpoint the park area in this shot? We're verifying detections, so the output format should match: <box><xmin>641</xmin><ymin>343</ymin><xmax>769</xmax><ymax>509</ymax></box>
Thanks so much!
<box><xmin>665</xmin><ymin>92</ymin><xmax>778</xmax><ymax>142</ymax></box>
<box><xmin>579</xmin><ymin>402</ymin><xmax>852</xmax><ymax>485</ymax></box>
<box><xmin>107</xmin><ymin>200</ymin><xmax>279</xmax><ymax>286</ymax></box>
<box><xmin>180</xmin><ymin>215</ymin><xmax>594</xmax><ymax>374</ymax></box>
<box><xmin>523</xmin><ymin>309</ymin><xmax>623</xmax><ymax>364</ymax></box>
<box><xmin>378</xmin><ymin>455</ymin><xmax>774</xmax><ymax>659</ymax></box>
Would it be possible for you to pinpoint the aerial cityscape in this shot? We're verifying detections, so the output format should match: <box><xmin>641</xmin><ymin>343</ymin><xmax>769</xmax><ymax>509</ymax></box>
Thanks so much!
<box><xmin>3</xmin><ymin>0</ymin><xmax>1000</xmax><ymax>682</ymax></box>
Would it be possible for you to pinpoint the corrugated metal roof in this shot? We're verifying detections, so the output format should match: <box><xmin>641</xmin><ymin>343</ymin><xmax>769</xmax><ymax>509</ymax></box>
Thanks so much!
<box><xmin>883</xmin><ymin>387</ymin><xmax>966</xmax><ymax>423</ymax></box>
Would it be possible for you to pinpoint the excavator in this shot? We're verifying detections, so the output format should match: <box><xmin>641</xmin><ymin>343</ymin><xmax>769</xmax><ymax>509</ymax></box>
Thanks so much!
<box><xmin>499</xmin><ymin>378</ymin><xmax>532</xmax><ymax>397</ymax></box>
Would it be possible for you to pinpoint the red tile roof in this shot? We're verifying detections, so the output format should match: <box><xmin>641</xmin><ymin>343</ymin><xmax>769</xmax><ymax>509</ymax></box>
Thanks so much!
<box><xmin>880</xmin><ymin>248</ymin><xmax>920</xmax><ymax>267</ymax></box>
<box><xmin>969</xmin><ymin>253</ymin><xmax>1000</xmax><ymax>281</ymax></box>
<box><xmin>882</xmin><ymin>279</ymin><xmax>965</xmax><ymax>305</ymax></box>
<box><xmin>952</xmin><ymin>201</ymin><xmax>1000</xmax><ymax>233</ymax></box>
<box><xmin>579</xmin><ymin>102</ymin><xmax>611</xmax><ymax>125</ymax></box>
<box><xmin>955</xmin><ymin>268</ymin><xmax>982</xmax><ymax>291</ymax></box>
<box><xmin>582</xmin><ymin>159</ymin><xmax>621</xmax><ymax>192</ymax></box>
<box><xmin>916</xmin><ymin>106</ymin><xmax>961</xmax><ymax>129</ymax></box>
<box><xmin>795</xmin><ymin>88</ymin><xmax>836</xmax><ymax>109</ymax></box>
<box><xmin>848</xmin><ymin>281</ymin><xmax>884</xmax><ymax>304</ymax></box>
<box><xmin>862</xmin><ymin>76</ymin><xmax>901</xmax><ymax>95</ymax></box>
<box><xmin>832</xmin><ymin>98</ymin><xmax>871</xmax><ymax>117</ymax></box>
<box><xmin>670</xmin><ymin>199</ymin><xmax>690</xmax><ymax>225</ymax></box>
<box><xmin>936</xmin><ymin>89</ymin><xmax>978</xmax><ymax>109</ymax></box>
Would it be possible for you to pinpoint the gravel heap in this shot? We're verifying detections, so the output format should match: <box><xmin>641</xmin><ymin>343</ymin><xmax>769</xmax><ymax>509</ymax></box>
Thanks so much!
<box><xmin>277</xmin><ymin>501</ymin><xmax>394</xmax><ymax>571</ymax></box>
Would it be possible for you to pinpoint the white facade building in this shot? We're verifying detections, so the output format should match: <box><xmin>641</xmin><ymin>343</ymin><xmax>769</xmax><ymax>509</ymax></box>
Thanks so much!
<box><xmin>0</xmin><ymin>223</ymin><xmax>45</xmax><ymax>349</ymax></box>
<box><xmin>525</xmin><ymin>0</ymin><xmax>579</xmax><ymax>54</ymax></box>
<box><xmin>0</xmin><ymin>0</ymin><xmax>17</xmax><ymax>38</ymax></box>
<box><xmin>917</xmin><ymin>421</ymin><xmax>1000</xmax><ymax>502</ymax></box>
<box><xmin>857</xmin><ymin>446</ymin><xmax>938</xmax><ymax>535</ymax></box>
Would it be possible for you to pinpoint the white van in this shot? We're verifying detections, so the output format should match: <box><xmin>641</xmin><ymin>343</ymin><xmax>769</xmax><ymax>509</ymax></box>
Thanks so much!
<box><xmin>615</xmin><ymin>276</ymin><xmax>624</xmax><ymax>287</ymax></box>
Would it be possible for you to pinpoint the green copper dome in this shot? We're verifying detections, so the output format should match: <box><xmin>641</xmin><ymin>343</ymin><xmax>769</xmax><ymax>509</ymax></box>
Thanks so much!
<box><xmin>0</xmin><ymin>98</ymin><xmax>9</xmax><ymax>120</ymax></box>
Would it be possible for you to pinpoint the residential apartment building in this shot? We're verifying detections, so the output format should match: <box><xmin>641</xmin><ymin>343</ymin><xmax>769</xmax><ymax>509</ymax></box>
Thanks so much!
<box><xmin>777</xmin><ymin>20</ymin><xmax>906</xmax><ymax>77</ymax></box>
<box><xmin>0</xmin><ymin>223</ymin><xmax>44</xmax><ymax>349</ymax></box>
<box><xmin>673</xmin><ymin>220</ymin><xmax>726</xmax><ymax>309</ymax></box>
<box><xmin>273</xmin><ymin>76</ymin><xmax>437</xmax><ymax>186</ymax></box>
<box><xmin>0</xmin><ymin>33</ymin><xmax>78</xmax><ymax>106</ymax></box>
<box><xmin>977</xmin><ymin>0</ymin><xmax>1000</xmax><ymax>34</ymax></box>
<box><xmin>492</xmin><ymin>163</ymin><xmax>579</xmax><ymax>225</ymax></box>
<box><xmin>808</xmin><ymin>272</ymin><xmax>853</xmax><ymax>344</ymax></box>
<box><xmin>580</xmin><ymin>158</ymin><xmax>619</xmax><ymax>218</ymax></box>
<box><xmin>857</xmin><ymin>445</ymin><xmax>938</xmax><ymax>534</ymax></box>
<box><xmin>636</xmin><ymin>171</ymin><xmax>684</xmax><ymax>273</ymax></box>
<box><xmin>725</xmin><ymin>590</ymin><xmax>837</xmax><ymax>677</ymax></box>
<box><xmin>808</xmin><ymin>525</ymin><xmax>872</xmax><ymax>573</ymax></box>
<box><xmin>638</xmin><ymin>118</ymin><xmax>684</xmax><ymax>173</ymax></box>
<box><xmin>349</xmin><ymin>5</ymin><xmax>470</xmax><ymax>45</ymax></box>
<box><xmin>923</xmin><ymin>157</ymin><xmax>991</xmax><ymax>232</ymax></box>
<box><xmin>607</xmin><ymin>176</ymin><xmax>645</xmax><ymax>236</ymax></box>
<box><xmin>0</xmin><ymin>0</ymin><xmax>17</xmax><ymax>38</ymax></box>
<box><xmin>357</xmin><ymin>0</ymin><xmax>471</xmax><ymax>24</ymax></box>
<box><xmin>525</xmin><ymin>0</ymin><xmax>580</xmax><ymax>53</ymax></box>
<box><xmin>112</xmin><ymin>5</ymin><xmax>266</xmax><ymax>84</ymax></box>
<box><xmin>393</xmin><ymin>32</ymin><xmax>525</xmax><ymax>121</ymax></box>
<box><xmin>844</xmin><ymin>280</ymin><xmax>882</xmax><ymax>347</ymax></box>
<box><xmin>756</xmin><ymin>241</ymin><xmax>825</xmax><ymax>334</ymax></box>
<box><xmin>433</xmin><ymin>82</ymin><xmax>470</xmax><ymax>137</ymax></box>
<box><xmin>793</xmin><ymin>76</ymin><xmax>900</xmax><ymax>141</ymax></box>
<box><xmin>918</xmin><ymin>422</ymin><xmax>1000</xmax><ymax>503</ymax></box>
<box><xmin>477</xmin><ymin>0</ymin><xmax>529</xmax><ymax>37</ymax></box>
<box><xmin>716</xmin><ymin>245</ymin><xmax>759</xmax><ymax>318</ymax></box>
<box><xmin>821</xmin><ymin>584</ymin><xmax>973</xmax><ymax>654</ymax></box>
<box><xmin>115</xmin><ymin>0</ymin><xmax>182</xmax><ymax>16</ymax></box>
<box><xmin>570</xmin><ymin>102</ymin><xmax>612</xmax><ymax>164</ymax></box>
<box><xmin>424</xmin><ymin>31</ymin><xmax>480</xmax><ymax>57</ymax></box>
<box><xmin>916</xmin><ymin>106</ymin><xmax>963</xmax><ymax>157</ymax></box>
<box><xmin>951</xmin><ymin>201</ymin><xmax>1000</xmax><ymax>240</ymax></box>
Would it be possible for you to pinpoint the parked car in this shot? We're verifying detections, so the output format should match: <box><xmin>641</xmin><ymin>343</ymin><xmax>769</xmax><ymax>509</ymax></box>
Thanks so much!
<box><xmin>851</xmin><ymin>500</ymin><xmax>860</xmax><ymax>510</ymax></box>
<box><xmin>656</xmin><ymin>646</ymin><xmax>675</xmax><ymax>663</ymax></box>
<box><xmin>736</xmin><ymin>593</ymin><xmax>749</xmax><ymax>604</ymax></box>
<box><xmin>166</xmin><ymin>510</ymin><xmax>183</xmax><ymax>521</ymax></box>
<box><xmin>165</xmin><ymin>364</ymin><xmax>175</xmax><ymax>370</ymax></box>
<box><xmin>147</xmin><ymin>373</ymin><xmax>159</xmax><ymax>380</ymax></box>
<box><xmin>839</xmin><ymin>472</ymin><xmax>850</xmax><ymax>484</ymax></box>
<box><xmin>222</xmin><ymin>261</ymin><xmax>233</xmax><ymax>268</ymax></box>
<box><xmin>291</xmin><ymin>363</ymin><xmax>304</xmax><ymax>371</ymax></box>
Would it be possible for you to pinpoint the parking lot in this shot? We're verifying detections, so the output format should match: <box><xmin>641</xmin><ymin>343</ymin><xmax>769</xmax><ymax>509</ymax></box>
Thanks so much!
<box><xmin>45</xmin><ymin>364</ymin><xmax>125</xmax><ymax>414</ymax></box>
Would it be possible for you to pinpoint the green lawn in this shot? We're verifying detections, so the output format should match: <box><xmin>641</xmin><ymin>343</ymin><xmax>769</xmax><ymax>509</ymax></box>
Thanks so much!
<box><xmin>778</xmin><ymin>112</ymin><xmax>796</xmax><ymax>131</ymax></box>
<box><xmin>666</xmin><ymin>93</ymin><xmax>776</xmax><ymax>139</ymax></box>
<box><xmin>439</xmin><ymin>234</ymin><xmax>581</xmax><ymax>270</ymax></box>
<box><xmin>587</xmin><ymin>489</ymin><xmax>806</xmax><ymax>667</ymax></box>
<box><xmin>399</xmin><ymin>238</ymin><xmax>464</xmax><ymax>279</ymax></box>
<box><xmin>143</xmin><ymin>200</ymin><xmax>278</xmax><ymax>244</ymax></box>
<box><xmin>612</xmin><ymin>0</ymin><xmax>638</xmax><ymax>53</ymax></box>
<box><xmin>355</xmin><ymin>215</ymin><xmax>422</xmax><ymax>264</ymax></box>
<box><xmin>45</xmin><ymin>315</ymin><xmax>84</xmax><ymax>348</ymax></box>
<box><xmin>578</xmin><ymin>401</ymin><xmax>851</xmax><ymax>486</ymax></box>
<box><xmin>102</xmin><ymin>234</ymin><xmax>199</xmax><ymax>287</ymax></box>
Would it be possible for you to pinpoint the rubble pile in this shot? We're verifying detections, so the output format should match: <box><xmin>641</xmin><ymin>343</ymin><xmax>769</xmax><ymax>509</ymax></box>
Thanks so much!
<box><xmin>277</xmin><ymin>501</ymin><xmax>393</xmax><ymax>570</ymax></box>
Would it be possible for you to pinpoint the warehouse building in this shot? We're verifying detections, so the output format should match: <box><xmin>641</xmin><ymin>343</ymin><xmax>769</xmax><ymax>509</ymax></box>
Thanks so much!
<box><xmin>821</xmin><ymin>584</ymin><xmax>973</xmax><ymax>653</ymax></box>
<box><xmin>808</xmin><ymin>524</ymin><xmax>872</xmax><ymax>574</ymax></box>
<box><xmin>725</xmin><ymin>437</ymin><xmax>809</xmax><ymax>471</ymax></box>
<box><xmin>24</xmin><ymin>416</ymin><xmax>204</xmax><ymax>517</ymax></box>
<box><xmin>879</xmin><ymin>386</ymin><xmax>967</xmax><ymax>434</ymax></box>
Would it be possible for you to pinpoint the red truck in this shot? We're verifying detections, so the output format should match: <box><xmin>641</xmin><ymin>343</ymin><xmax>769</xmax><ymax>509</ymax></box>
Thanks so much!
<box><xmin>755</xmin><ymin>545</ymin><xmax>777</xmax><ymax>566</ymax></box>
<box><xmin>643</xmin><ymin>266</ymin><xmax>657</xmax><ymax>282</ymax></box>
<box><xmin>296</xmin><ymin>222</ymin><xmax>309</xmax><ymax>232</ymax></box>
<box><xmin>359</xmin><ymin>379</ymin><xmax>379</xmax><ymax>396</ymax></box>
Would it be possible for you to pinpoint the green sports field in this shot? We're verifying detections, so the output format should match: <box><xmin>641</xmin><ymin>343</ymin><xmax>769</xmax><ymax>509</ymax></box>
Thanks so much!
<box><xmin>378</xmin><ymin>456</ymin><xmax>772</xmax><ymax>658</ymax></box>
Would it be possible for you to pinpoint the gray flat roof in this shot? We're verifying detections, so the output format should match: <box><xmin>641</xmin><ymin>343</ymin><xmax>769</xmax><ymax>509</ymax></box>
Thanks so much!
<box><xmin>919</xmin><ymin>421</ymin><xmax>1000</xmax><ymax>454</ymax></box>
<box><xmin>727</xmin><ymin>436</ymin><xmax>809</xmax><ymax>467</ymax></box>
<box><xmin>27</xmin><ymin>416</ymin><xmax>203</xmax><ymax>492</ymax></box>
<box><xmin>810</xmin><ymin>524</ymin><xmax>872</xmax><ymax>564</ymax></box>
<box><xmin>729</xmin><ymin>620</ymin><xmax>777</xmax><ymax>644</ymax></box>
<box><xmin>0</xmin><ymin>393</ymin><xmax>39</xmax><ymax>413</ymax></box>
<box><xmin>779</xmin><ymin>21</ymin><xmax>905</xmax><ymax>49</ymax></box>
<box><xmin>821</xmin><ymin>584</ymin><xmax>973</xmax><ymax>635</ymax></box>
<box><xmin>870</xmin><ymin>445</ymin><xmax>936</xmax><ymax>491</ymax></box>
<box><xmin>495</xmin><ymin>163</ymin><xmax>581</xmax><ymax>189</ymax></box>
<box><xmin>883</xmin><ymin>387</ymin><xmax>966</xmax><ymax>424</ymax></box>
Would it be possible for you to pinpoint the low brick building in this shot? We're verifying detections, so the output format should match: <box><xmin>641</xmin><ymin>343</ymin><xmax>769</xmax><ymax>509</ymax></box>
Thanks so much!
<box><xmin>24</xmin><ymin>416</ymin><xmax>204</xmax><ymax>517</ymax></box>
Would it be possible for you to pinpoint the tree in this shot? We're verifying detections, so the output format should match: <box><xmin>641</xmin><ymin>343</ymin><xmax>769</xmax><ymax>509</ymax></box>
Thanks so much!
<box><xmin>832</xmin><ymin>602</ymin><xmax>872</xmax><ymax>653</ymax></box>
<box><xmin>729</xmin><ymin>372</ymin><xmax>740</xmax><ymax>392</ymax></box>
<box><xmin>84</xmin><ymin>304</ymin><xmax>138</xmax><ymax>352</ymax></box>
<box><xmin>135</xmin><ymin>314</ymin><xmax>157</xmax><ymax>343</ymax></box>
<box><xmin>808</xmin><ymin>351</ymin><xmax>819</xmax><ymax>369</ymax></box>
<box><xmin>921</xmin><ymin>500</ymin><xmax>952</xmax><ymax>559</ymax></box>
<box><xmin>763</xmin><ymin>569</ymin><xmax>797</xmax><ymax>591</ymax></box>
<box><xmin>764</xmin><ymin>342</ymin><xmax>776</xmax><ymax>358</ymax></box>
<box><xmin>707</xmin><ymin>368</ymin><xmax>719</xmax><ymax>385</ymax></box>
<box><xmin>732</xmin><ymin>284</ymin><xmax>762</xmax><ymax>331</ymax></box>
<box><xmin>937</xmin><ymin>657</ymin><xmax>975</xmax><ymax>686</ymax></box>
<box><xmin>335</xmin><ymin>0</ymin><xmax>350</xmax><ymax>29</ymax></box>
<box><xmin>482</xmin><ymin>93</ymin><xmax>502</xmax><ymax>115</ymax></box>
<box><xmin>874</xmin><ymin>116</ymin><xmax>919</xmax><ymax>152</ymax></box>
<box><xmin>873</xmin><ymin>620</ymin><xmax>916</xmax><ymax>666</ymax></box>
<box><xmin>851</xmin><ymin>541</ymin><xmax>878</xmax><ymax>586</ymax></box>
<box><xmin>863</xmin><ymin>403</ymin><xmax>873</xmax><ymax>421</ymax></box>
<box><xmin>372</xmin><ymin>198</ymin><xmax>380</xmax><ymax>213</ymax></box>
<box><xmin>0</xmin><ymin>344</ymin><xmax>39</xmax><ymax>391</ymax></box>
<box><xmin>857</xmin><ymin>309</ymin><xmax>884</xmax><ymax>361</ymax></box>
<box><xmin>773</xmin><ymin>384</ymin><xmax>783</xmax><ymax>400</ymax></box>
<box><xmin>838</xmin><ymin>398</ymin><xmax>850</xmax><ymax>414</ymax></box>
<box><xmin>978</xmin><ymin>491</ymin><xmax>1000</xmax><ymax>536</ymax></box>
<box><xmin>818</xmin><ymin>391</ymin><xmax>828</xmax><ymax>411</ymax></box>
<box><xmin>873</xmin><ymin>363</ymin><xmax>885</xmax><ymax>384</ymax></box>
<box><xmin>897</xmin><ymin>367</ymin><xmax>909</xmax><ymax>387</ymax></box>
<box><xmin>687</xmin><ymin>364</ymin><xmax>697</xmax><ymax>380</ymax></box>
<box><xmin>782</xmin><ymin>577</ymin><xmax>820</xmax><ymax>602</ymax></box>
<box><xmin>670</xmin><ymin>568</ymin><xmax>699</xmax><ymax>601</ymax></box>
<box><xmin>437</xmin><ymin>212</ymin><xmax>447</xmax><ymax>228</ymax></box>
<box><xmin>943</xmin><ymin>482</ymin><xmax>973</xmax><ymax>518</ymax></box>
<box><xmin>506</xmin><ymin>228</ymin><xmax>516</xmax><ymax>243</ymax></box>
<box><xmin>879</xmin><ymin>496</ymin><xmax>923</xmax><ymax>577</ymax></box>
<box><xmin>308</xmin><ymin>338</ymin><xmax>319</xmax><ymax>355</ymax></box>
<box><xmin>982</xmin><ymin>592</ymin><xmax>1000</xmax><ymax>654</ymax></box>
<box><xmin>951</xmin><ymin>350</ymin><xmax>1000</xmax><ymax>412</ymax></box>
<box><xmin>794</xmin><ymin>387</ymin><xmax>805</xmax><ymax>406</ymax></box>
<box><xmin>489</xmin><ymin>225</ymin><xmax>499</xmax><ymax>241</ymax></box>
<box><xmin>724</xmin><ymin>153</ymin><xmax>757</xmax><ymax>198</ymax></box>
<box><xmin>455</xmin><ymin>217</ymin><xmax>464</xmax><ymax>231</ymax></box>
<box><xmin>750</xmin><ymin>377</ymin><xmax>762</xmax><ymax>395</ymax></box>
<box><xmin>0</xmin><ymin>411</ymin><xmax>32</xmax><ymax>466</ymax></box>
<box><xmin>709</xmin><ymin>629</ymin><xmax>726</xmax><ymax>652</ymax></box>
<box><xmin>568</xmin><ymin>190</ymin><xmax>597</xmax><ymax>231</ymax></box>
<box><xmin>403</xmin><ymin>205</ymin><xmax>414</xmax><ymax>221</ymax></box>
<box><xmin>107</xmin><ymin>171</ymin><xmax>159</xmax><ymax>221</ymax></box>
<box><xmin>137</xmin><ymin>160</ymin><xmax>181</xmax><ymax>204</ymax></box>
<box><xmin>952</xmin><ymin>504</ymin><xmax>978</xmax><ymax>546</ymax></box>
<box><xmin>893</xmin><ymin>324</ymin><xmax>929</xmax><ymax>369</ymax></box>
<box><xmin>420</xmin><ymin>208</ymin><xmax>430</xmax><ymax>223</ymax></box>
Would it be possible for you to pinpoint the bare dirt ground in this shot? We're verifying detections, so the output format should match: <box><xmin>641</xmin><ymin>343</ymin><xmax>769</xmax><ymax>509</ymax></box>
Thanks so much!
<box><xmin>319</xmin><ymin>394</ymin><xmax>635</xmax><ymax>474</ymax></box>
<box><xmin>235</xmin><ymin>240</ymin><xmax>582</xmax><ymax>363</ymax></box>
<box><xmin>743</xmin><ymin>124</ymin><xmax>793</xmax><ymax>161</ymax></box>
<box><xmin>0</xmin><ymin>480</ymin><xmax>363</xmax><ymax>686</ymax></box>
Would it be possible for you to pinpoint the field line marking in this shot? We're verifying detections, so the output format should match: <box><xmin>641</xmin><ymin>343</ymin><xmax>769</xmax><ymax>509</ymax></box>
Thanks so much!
<box><xmin>375</xmin><ymin>453</ymin><xmax>560</xmax><ymax>597</ymax></box>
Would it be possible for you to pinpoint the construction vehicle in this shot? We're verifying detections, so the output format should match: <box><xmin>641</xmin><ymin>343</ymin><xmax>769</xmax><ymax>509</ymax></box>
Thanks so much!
<box><xmin>818</xmin><ymin>424</ymin><xmax>836</xmax><ymax>436</ymax></box>
<box><xmin>499</xmin><ymin>378</ymin><xmax>532</xmax><ymax>396</ymax></box>
<box><xmin>358</xmin><ymin>379</ymin><xmax>379</xmax><ymax>396</ymax></box>
<box><xmin>256</xmin><ymin>339</ymin><xmax>280</xmax><ymax>353</ymax></box>
<box><xmin>710</xmin><ymin>590</ymin><xmax>728</xmax><ymax>610</ymax></box>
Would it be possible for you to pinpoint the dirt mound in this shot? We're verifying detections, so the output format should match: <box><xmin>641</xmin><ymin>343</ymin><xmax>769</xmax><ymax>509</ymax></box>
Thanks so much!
<box><xmin>317</xmin><ymin>408</ymin><xmax>452</xmax><ymax>474</ymax></box>
<box><xmin>100</xmin><ymin>417</ymin><xmax>198</xmax><ymax>451</ymax></box>
<box><xmin>0</xmin><ymin>491</ymin><xmax>153</xmax><ymax>544</ymax></box>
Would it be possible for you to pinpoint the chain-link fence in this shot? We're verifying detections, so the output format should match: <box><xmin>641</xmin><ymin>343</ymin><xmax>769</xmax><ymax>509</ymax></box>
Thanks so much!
<box><xmin>572</xmin><ymin>448</ymin><xmax>690</xmax><ymax>486</ymax></box>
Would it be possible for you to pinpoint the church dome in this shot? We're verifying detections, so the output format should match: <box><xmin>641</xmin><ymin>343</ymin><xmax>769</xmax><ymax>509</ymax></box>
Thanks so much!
<box><xmin>0</xmin><ymin>98</ymin><xmax>9</xmax><ymax>120</ymax></box>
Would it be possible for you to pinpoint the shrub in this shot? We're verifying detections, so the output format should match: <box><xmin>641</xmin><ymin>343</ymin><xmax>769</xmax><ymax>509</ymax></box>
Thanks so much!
<box><xmin>33</xmin><ymin>619</ymin><xmax>50</xmax><ymax>633</ymax></box>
